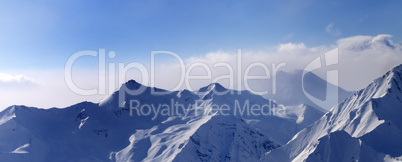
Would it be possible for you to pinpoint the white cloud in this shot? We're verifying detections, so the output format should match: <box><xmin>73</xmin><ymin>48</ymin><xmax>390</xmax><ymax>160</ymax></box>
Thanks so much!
<box><xmin>335</xmin><ymin>34</ymin><xmax>402</xmax><ymax>90</ymax></box>
<box><xmin>0</xmin><ymin>72</ymin><xmax>37</xmax><ymax>86</ymax></box>
<box><xmin>0</xmin><ymin>69</ymin><xmax>106</xmax><ymax>111</ymax></box>
<box><xmin>326</xmin><ymin>23</ymin><xmax>342</xmax><ymax>36</ymax></box>
<box><xmin>337</xmin><ymin>34</ymin><xmax>395</xmax><ymax>51</ymax></box>
<box><xmin>278</xmin><ymin>42</ymin><xmax>307</xmax><ymax>53</ymax></box>
<box><xmin>151</xmin><ymin>34</ymin><xmax>401</xmax><ymax>92</ymax></box>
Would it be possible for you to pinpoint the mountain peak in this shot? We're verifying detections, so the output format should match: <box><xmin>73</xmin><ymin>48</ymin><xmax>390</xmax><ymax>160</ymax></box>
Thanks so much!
<box><xmin>389</xmin><ymin>64</ymin><xmax>402</xmax><ymax>84</ymax></box>
<box><xmin>209</xmin><ymin>82</ymin><xmax>226</xmax><ymax>91</ymax></box>
<box><xmin>391</xmin><ymin>64</ymin><xmax>402</xmax><ymax>73</ymax></box>
<box><xmin>124</xmin><ymin>79</ymin><xmax>140</xmax><ymax>86</ymax></box>
<box><xmin>362</xmin><ymin>64</ymin><xmax>402</xmax><ymax>99</ymax></box>
<box><xmin>197</xmin><ymin>82</ymin><xmax>228</xmax><ymax>94</ymax></box>
<box><xmin>389</xmin><ymin>64</ymin><xmax>402</xmax><ymax>83</ymax></box>
<box><xmin>122</xmin><ymin>79</ymin><xmax>145</xmax><ymax>90</ymax></box>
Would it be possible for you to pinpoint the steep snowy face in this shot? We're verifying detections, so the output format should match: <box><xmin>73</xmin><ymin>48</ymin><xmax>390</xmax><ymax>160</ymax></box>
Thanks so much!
<box><xmin>274</xmin><ymin>104</ymin><xmax>326</xmax><ymax>129</ymax></box>
<box><xmin>263</xmin><ymin>64</ymin><xmax>402</xmax><ymax>162</ymax></box>
<box><xmin>0</xmin><ymin>78</ymin><xmax>325</xmax><ymax>162</ymax></box>
<box><xmin>173</xmin><ymin>116</ymin><xmax>280</xmax><ymax>162</ymax></box>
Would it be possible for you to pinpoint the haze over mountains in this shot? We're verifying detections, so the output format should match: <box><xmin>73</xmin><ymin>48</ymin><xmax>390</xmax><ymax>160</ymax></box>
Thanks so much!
<box><xmin>263</xmin><ymin>70</ymin><xmax>352</xmax><ymax>110</ymax></box>
<box><xmin>0</xmin><ymin>65</ymin><xmax>402</xmax><ymax>161</ymax></box>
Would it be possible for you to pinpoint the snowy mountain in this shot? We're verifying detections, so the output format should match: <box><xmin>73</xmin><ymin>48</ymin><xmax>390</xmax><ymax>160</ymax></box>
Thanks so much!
<box><xmin>263</xmin><ymin>64</ymin><xmax>402</xmax><ymax>162</ymax></box>
<box><xmin>0</xmin><ymin>80</ymin><xmax>325</xmax><ymax>161</ymax></box>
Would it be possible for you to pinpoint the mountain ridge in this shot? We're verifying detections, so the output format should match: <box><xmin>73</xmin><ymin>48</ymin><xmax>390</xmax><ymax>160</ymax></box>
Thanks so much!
<box><xmin>263</xmin><ymin>64</ymin><xmax>402</xmax><ymax>162</ymax></box>
<box><xmin>0</xmin><ymin>75</ymin><xmax>326</xmax><ymax>161</ymax></box>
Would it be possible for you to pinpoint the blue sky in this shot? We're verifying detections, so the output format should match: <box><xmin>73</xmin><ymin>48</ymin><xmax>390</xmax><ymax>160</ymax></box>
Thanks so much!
<box><xmin>0</xmin><ymin>0</ymin><xmax>401</xmax><ymax>69</ymax></box>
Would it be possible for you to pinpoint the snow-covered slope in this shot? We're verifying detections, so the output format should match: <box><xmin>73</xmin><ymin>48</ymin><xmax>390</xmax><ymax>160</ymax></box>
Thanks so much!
<box><xmin>0</xmin><ymin>80</ymin><xmax>325</xmax><ymax>161</ymax></box>
<box><xmin>263</xmin><ymin>64</ymin><xmax>402</xmax><ymax>162</ymax></box>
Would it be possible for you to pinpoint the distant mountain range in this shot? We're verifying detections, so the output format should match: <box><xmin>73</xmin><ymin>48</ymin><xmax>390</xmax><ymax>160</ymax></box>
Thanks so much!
<box><xmin>262</xmin><ymin>70</ymin><xmax>352</xmax><ymax>111</ymax></box>
<box><xmin>1</xmin><ymin>65</ymin><xmax>401</xmax><ymax>161</ymax></box>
